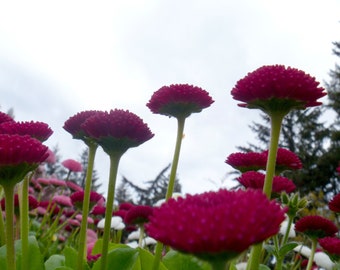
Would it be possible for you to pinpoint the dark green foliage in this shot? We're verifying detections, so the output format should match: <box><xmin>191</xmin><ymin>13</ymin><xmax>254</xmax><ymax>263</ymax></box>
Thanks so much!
<box><xmin>115</xmin><ymin>164</ymin><xmax>182</xmax><ymax>206</ymax></box>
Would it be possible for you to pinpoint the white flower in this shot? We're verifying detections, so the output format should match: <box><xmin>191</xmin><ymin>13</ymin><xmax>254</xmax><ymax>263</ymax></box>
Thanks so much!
<box><xmin>235</xmin><ymin>262</ymin><xmax>247</xmax><ymax>270</ymax></box>
<box><xmin>279</xmin><ymin>219</ymin><xmax>296</xmax><ymax>238</ymax></box>
<box><xmin>293</xmin><ymin>245</ymin><xmax>311</xmax><ymax>258</ymax></box>
<box><xmin>96</xmin><ymin>216</ymin><xmax>124</xmax><ymax>230</ymax></box>
<box><xmin>314</xmin><ymin>252</ymin><xmax>334</xmax><ymax>270</ymax></box>
<box><xmin>127</xmin><ymin>229</ymin><xmax>140</xmax><ymax>241</ymax></box>
<box><xmin>143</xmin><ymin>237</ymin><xmax>157</xmax><ymax>246</ymax></box>
<box><xmin>126</xmin><ymin>241</ymin><xmax>138</xmax><ymax>248</ymax></box>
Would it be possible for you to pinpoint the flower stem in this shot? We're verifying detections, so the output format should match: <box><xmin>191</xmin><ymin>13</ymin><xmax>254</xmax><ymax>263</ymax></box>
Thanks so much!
<box><xmin>4</xmin><ymin>183</ymin><xmax>16</xmax><ymax>270</ymax></box>
<box><xmin>306</xmin><ymin>239</ymin><xmax>317</xmax><ymax>270</ymax></box>
<box><xmin>152</xmin><ymin>117</ymin><xmax>186</xmax><ymax>270</ymax></box>
<box><xmin>165</xmin><ymin>117</ymin><xmax>185</xmax><ymax>201</ymax></box>
<box><xmin>262</xmin><ymin>113</ymin><xmax>285</xmax><ymax>198</ymax></box>
<box><xmin>247</xmin><ymin>112</ymin><xmax>285</xmax><ymax>270</ymax></box>
<box><xmin>100</xmin><ymin>152</ymin><xmax>122</xmax><ymax>270</ymax></box>
<box><xmin>19</xmin><ymin>173</ymin><xmax>33</xmax><ymax>270</ymax></box>
<box><xmin>76</xmin><ymin>143</ymin><xmax>98</xmax><ymax>270</ymax></box>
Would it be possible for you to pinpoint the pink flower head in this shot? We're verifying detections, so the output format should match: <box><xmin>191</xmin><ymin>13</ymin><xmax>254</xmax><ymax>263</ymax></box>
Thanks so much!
<box><xmin>263</xmin><ymin>148</ymin><xmax>302</xmax><ymax>172</ymax></box>
<box><xmin>231</xmin><ymin>65</ymin><xmax>326</xmax><ymax>114</ymax></box>
<box><xmin>91</xmin><ymin>205</ymin><xmax>106</xmax><ymax>216</ymax></box>
<box><xmin>66</xmin><ymin>181</ymin><xmax>83</xmax><ymax>192</ymax></box>
<box><xmin>328</xmin><ymin>193</ymin><xmax>340</xmax><ymax>213</ymax></box>
<box><xmin>45</xmin><ymin>149</ymin><xmax>56</xmax><ymax>164</ymax></box>
<box><xmin>147</xmin><ymin>84</ymin><xmax>214</xmax><ymax>119</ymax></box>
<box><xmin>237</xmin><ymin>171</ymin><xmax>296</xmax><ymax>194</ymax></box>
<box><xmin>82</xmin><ymin>109</ymin><xmax>154</xmax><ymax>154</ymax></box>
<box><xmin>0</xmin><ymin>134</ymin><xmax>48</xmax><ymax>187</ymax></box>
<box><xmin>71</xmin><ymin>191</ymin><xmax>104</xmax><ymax>210</ymax></box>
<box><xmin>147</xmin><ymin>189</ymin><xmax>286</xmax><ymax>261</ymax></box>
<box><xmin>52</xmin><ymin>195</ymin><xmax>73</xmax><ymax>207</ymax></box>
<box><xmin>124</xmin><ymin>205</ymin><xmax>153</xmax><ymax>225</ymax></box>
<box><xmin>1</xmin><ymin>194</ymin><xmax>38</xmax><ymax>213</ymax></box>
<box><xmin>61</xmin><ymin>159</ymin><xmax>83</xmax><ymax>172</ymax></box>
<box><xmin>318</xmin><ymin>237</ymin><xmax>340</xmax><ymax>259</ymax></box>
<box><xmin>295</xmin><ymin>215</ymin><xmax>338</xmax><ymax>239</ymax></box>
<box><xmin>0</xmin><ymin>112</ymin><xmax>14</xmax><ymax>124</ymax></box>
<box><xmin>0</xmin><ymin>121</ymin><xmax>53</xmax><ymax>142</ymax></box>
<box><xmin>336</xmin><ymin>166</ymin><xmax>340</xmax><ymax>175</ymax></box>
<box><xmin>38</xmin><ymin>201</ymin><xmax>61</xmax><ymax>215</ymax></box>
<box><xmin>49</xmin><ymin>178</ymin><xmax>67</xmax><ymax>187</ymax></box>
<box><xmin>119</xmin><ymin>202</ymin><xmax>134</xmax><ymax>211</ymax></box>
<box><xmin>225</xmin><ymin>152</ymin><xmax>267</xmax><ymax>172</ymax></box>
<box><xmin>63</xmin><ymin>110</ymin><xmax>101</xmax><ymax>143</ymax></box>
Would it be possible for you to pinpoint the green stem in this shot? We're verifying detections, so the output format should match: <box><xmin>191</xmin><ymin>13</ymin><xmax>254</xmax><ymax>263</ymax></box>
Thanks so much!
<box><xmin>0</xmin><ymin>187</ymin><xmax>6</xmax><ymax>246</ymax></box>
<box><xmin>165</xmin><ymin>117</ymin><xmax>185</xmax><ymax>201</ymax></box>
<box><xmin>19</xmin><ymin>174</ymin><xmax>32</xmax><ymax>270</ymax></box>
<box><xmin>138</xmin><ymin>225</ymin><xmax>145</xmax><ymax>248</ymax></box>
<box><xmin>306</xmin><ymin>239</ymin><xmax>317</xmax><ymax>270</ymax></box>
<box><xmin>152</xmin><ymin>117</ymin><xmax>186</xmax><ymax>270</ymax></box>
<box><xmin>247</xmin><ymin>113</ymin><xmax>285</xmax><ymax>270</ymax></box>
<box><xmin>100</xmin><ymin>152</ymin><xmax>122</xmax><ymax>270</ymax></box>
<box><xmin>281</xmin><ymin>216</ymin><xmax>293</xmax><ymax>246</ymax></box>
<box><xmin>76</xmin><ymin>143</ymin><xmax>98</xmax><ymax>270</ymax></box>
<box><xmin>262</xmin><ymin>113</ymin><xmax>285</xmax><ymax>198</ymax></box>
<box><xmin>4</xmin><ymin>184</ymin><xmax>16</xmax><ymax>270</ymax></box>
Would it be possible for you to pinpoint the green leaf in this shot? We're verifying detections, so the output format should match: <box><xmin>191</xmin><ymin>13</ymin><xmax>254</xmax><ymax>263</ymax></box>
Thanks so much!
<box><xmin>63</xmin><ymin>245</ymin><xmax>78</xmax><ymax>269</ymax></box>
<box><xmin>162</xmin><ymin>250</ymin><xmax>211</xmax><ymax>270</ymax></box>
<box><xmin>0</xmin><ymin>236</ymin><xmax>44</xmax><ymax>270</ymax></box>
<box><xmin>53</xmin><ymin>267</ymin><xmax>74</xmax><ymax>270</ymax></box>
<box><xmin>278</xmin><ymin>242</ymin><xmax>299</xmax><ymax>257</ymax></box>
<box><xmin>259</xmin><ymin>264</ymin><xmax>271</xmax><ymax>270</ymax></box>
<box><xmin>45</xmin><ymin>254</ymin><xmax>65</xmax><ymax>270</ymax></box>
<box><xmin>137</xmin><ymin>247</ymin><xmax>167</xmax><ymax>270</ymax></box>
<box><xmin>92</xmin><ymin>246</ymin><xmax>140</xmax><ymax>270</ymax></box>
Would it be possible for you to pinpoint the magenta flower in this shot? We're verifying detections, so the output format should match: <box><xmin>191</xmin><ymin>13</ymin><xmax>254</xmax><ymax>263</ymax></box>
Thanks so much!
<box><xmin>225</xmin><ymin>152</ymin><xmax>267</xmax><ymax>172</ymax></box>
<box><xmin>263</xmin><ymin>148</ymin><xmax>302</xmax><ymax>171</ymax></box>
<box><xmin>1</xmin><ymin>194</ymin><xmax>38</xmax><ymax>212</ymax></box>
<box><xmin>45</xmin><ymin>149</ymin><xmax>56</xmax><ymax>164</ymax></box>
<box><xmin>295</xmin><ymin>216</ymin><xmax>338</xmax><ymax>239</ymax></box>
<box><xmin>318</xmin><ymin>237</ymin><xmax>340</xmax><ymax>260</ymax></box>
<box><xmin>147</xmin><ymin>84</ymin><xmax>214</xmax><ymax>119</ymax></box>
<box><xmin>147</xmin><ymin>189</ymin><xmax>286</xmax><ymax>262</ymax></box>
<box><xmin>0</xmin><ymin>134</ymin><xmax>48</xmax><ymax>187</ymax></box>
<box><xmin>66</xmin><ymin>181</ymin><xmax>83</xmax><ymax>192</ymax></box>
<box><xmin>124</xmin><ymin>205</ymin><xmax>153</xmax><ymax>225</ymax></box>
<box><xmin>328</xmin><ymin>193</ymin><xmax>340</xmax><ymax>213</ymax></box>
<box><xmin>71</xmin><ymin>191</ymin><xmax>104</xmax><ymax>210</ymax></box>
<box><xmin>53</xmin><ymin>195</ymin><xmax>73</xmax><ymax>207</ymax></box>
<box><xmin>63</xmin><ymin>110</ymin><xmax>101</xmax><ymax>143</ymax></box>
<box><xmin>61</xmin><ymin>159</ymin><xmax>83</xmax><ymax>172</ymax></box>
<box><xmin>0</xmin><ymin>121</ymin><xmax>53</xmax><ymax>142</ymax></box>
<box><xmin>82</xmin><ymin>109</ymin><xmax>154</xmax><ymax>154</ymax></box>
<box><xmin>237</xmin><ymin>171</ymin><xmax>296</xmax><ymax>194</ymax></box>
<box><xmin>231</xmin><ymin>65</ymin><xmax>326</xmax><ymax>114</ymax></box>
<box><xmin>0</xmin><ymin>112</ymin><xmax>14</xmax><ymax>124</ymax></box>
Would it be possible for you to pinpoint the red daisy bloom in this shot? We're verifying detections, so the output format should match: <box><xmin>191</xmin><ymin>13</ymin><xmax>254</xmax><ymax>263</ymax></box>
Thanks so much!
<box><xmin>225</xmin><ymin>152</ymin><xmax>267</xmax><ymax>172</ymax></box>
<box><xmin>91</xmin><ymin>205</ymin><xmax>106</xmax><ymax>216</ymax></box>
<box><xmin>318</xmin><ymin>237</ymin><xmax>340</xmax><ymax>259</ymax></box>
<box><xmin>1</xmin><ymin>194</ymin><xmax>38</xmax><ymax>213</ymax></box>
<box><xmin>237</xmin><ymin>171</ymin><xmax>296</xmax><ymax>194</ymax></box>
<box><xmin>328</xmin><ymin>193</ymin><xmax>340</xmax><ymax>213</ymax></box>
<box><xmin>71</xmin><ymin>191</ymin><xmax>104</xmax><ymax>210</ymax></box>
<box><xmin>124</xmin><ymin>205</ymin><xmax>153</xmax><ymax>225</ymax></box>
<box><xmin>146</xmin><ymin>84</ymin><xmax>214</xmax><ymax>119</ymax></box>
<box><xmin>61</xmin><ymin>159</ymin><xmax>83</xmax><ymax>172</ymax></box>
<box><xmin>63</xmin><ymin>110</ymin><xmax>101</xmax><ymax>143</ymax></box>
<box><xmin>231</xmin><ymin>65</ymin><xmax>326</xmax><ymax>114</ymax></box>
<box><xmin>0</xmin><ymin>112</ymin><xmax>14</xmax><ymax>124</ymax></box>
<box><xmin>146</xmin><ymin>189</ymin><xmax>286</xmax><ymax>262</ymax></box>
<box><xmin>82</xmin><ymin>109</ymin><xmax>154</xmax><ymax>154</ymax></box>
<box><xmin>0</xmin><ymin>121</ymin><xmax>53</xmax><ymax>142</ymax></box>
<box><xmin>263</xmin><ymin>148</ymin><xmax>302</xmax><ymax>172</ymax></box>
<box><xmin>0</xmin><ymin>134</ymin><xmax>48</xmax><ymax>187</ymax></box>
<box><xmin>53</xmin><ymin>195</ymin><xmax>73</xmax><ymax>207</ymax></box>
<box><xmin>295</xmin><ymin>215</ymin><xmax>338</xmax><ymax>239</ymax></box>
<box><xmin>66</xmin><ymin>181</ymin><xmax>83</xmax><ymax>192</ymax></box>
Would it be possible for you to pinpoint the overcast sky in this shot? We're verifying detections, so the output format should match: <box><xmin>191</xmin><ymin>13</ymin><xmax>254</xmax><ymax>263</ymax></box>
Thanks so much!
<box><xmin>0</xmin><ymin>1</ymin><xmax>339</xmax><ymax>195</ymax></box>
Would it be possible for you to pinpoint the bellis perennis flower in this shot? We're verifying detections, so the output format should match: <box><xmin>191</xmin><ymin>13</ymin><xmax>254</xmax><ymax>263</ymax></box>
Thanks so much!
<box><xmin>147</xmin><ymin>189</ymin><xmax>286</xmax><ymax>263</ymax></box>
<box><xmin>295</xmin><ymin>215</ymin><xmax>338</xmax><ymax>239</ymax></box>
<box><xmin>82</xmin><ymin>109</ymin><xmax>154</xmax><ymax>154</ymax></box>
<box><xmin>231</xmin><ymin>65</ymin><xmax>326</xmax><ymax>114</ymax></box>
<box><xmin>328</xmin><ymin>193</ymin><xmax>340</xmax><ymax>213</ymax></box>
<box><xmin>147</xmin><ymin>84</ymin><xmax>214</xmax><ymax>119</ymax></box>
